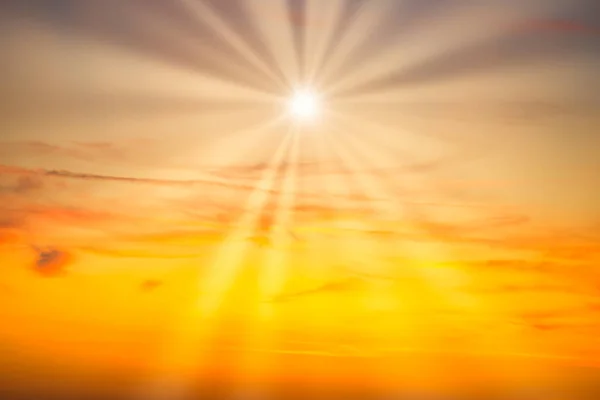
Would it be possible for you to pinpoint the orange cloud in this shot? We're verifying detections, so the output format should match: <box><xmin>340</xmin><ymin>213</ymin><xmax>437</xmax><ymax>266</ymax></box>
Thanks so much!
<box><xmin>269</xmin><ymin>277</ymin><xmax>366</xmax><ymax>304</ymax></box>
<box><xmin>30</xmin><ymin>247</ymin><xmax>73</xmax><ymax>277</ymax></box>
<box><xmin>140</xmin><ymin>279</ymin><xmax>163</xmax><ymax>292</ymax></box>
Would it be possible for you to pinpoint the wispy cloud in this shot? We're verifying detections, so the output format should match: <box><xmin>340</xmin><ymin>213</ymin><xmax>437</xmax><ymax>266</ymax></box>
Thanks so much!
<box><xmin>268</xmin><ymin>277</ymin><xmax>366</xmax><ymax>304</ymax></box>
<box><xmin>140</xmin><ymin>279</ymin><xmax>163</xmax><ymax>292</ymax></box>
<box><xmin>0</xmin><ymin>141</ymin><xmax>91</xmax><ymax>162</ymax></box>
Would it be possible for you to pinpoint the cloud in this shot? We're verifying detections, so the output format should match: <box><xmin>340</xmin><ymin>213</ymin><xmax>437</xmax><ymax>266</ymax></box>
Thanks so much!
<box><xmin>0</xmin><ymin>141</ymin><xmax>90</xmax><ymax>162</ymax></box>
<box><xmin>78</xmin><ymin>246</ymin><xmax>205</xmax><ymax>259</ymax></box>
<box><xmin>0</xmin><ymin>140</ymin><xmax>148</xmax><ymax>172</ymax></box>
<box><xmin>0</xmin><ymin>172</ymin><xmax>44</xmax><ymax>195</ymax></box>
<box><xmin>211</xmin><ymin>160</ymin><xmax>335</xmax><ymax>180</ymax></box>
<box><xmin>140</xmin><ymin>279</ymin><xmax>163</xmax><ymax>292</ymax></box>
<box><xmin>514</xmin><ymin>307</ymin><xmax>597</xmax><ymax>333</ymax></box>
<box><xmin>466</xmin><ymin>259</ymin><xmax>561</xmax><ymax>274</ymax></box>
<box><xmin>0</xmin><ymin>232</ymin><xmax>17</xmax><ymax>247</ymax></box>
<box><xmin>469</xmin><ymin>283</ymin><xmax>585</xmax><ymax>297</ymax></box>
<box><xmin>15</xmin><ymin>175</ymin><xmax>44</xmax><ymax>192</ymax></box>
<box><xmin>345</xmin><ymin>267</ymin><xmax>401</xmax><ymax>282</ymax></box>
<box><xmin>27</xmin><ymin>206</ymin><xmax>114</xmax><ymax>225</ymax></box>
<box><xmin>0</xmin><ymin>215</ymin><xmax>23</xmax><ymax>229</ymax></box>
<box><xmin>269</xmin><ymin>277</ymin><xmax>365</xmax><ymax>304</ymax></box>
<box><xmin>31</xmin><ymin>246</ymin><xmax>72</xmax><ymax>277</ymax></box>
<box><xmin>0</xmin><ymin>165</ymin><xmax>33</xmax><ymax>175</ymax></box>
<box><xmin>464</xmin><ymin>214</ymin><xmax>531</xmax><ymax>232</ymax></box>
<box><xmin>43</xmin><ymin>168</ymin><xmax>267</xmax><ymax>190</ymax></box>
<box><xmin>530</xmin><ymin>322</ymin><xmax>564</xmax><ymax>332</ymax></box>
<box><xmin>587</xmin><ymin>303</ymin><xmax>600</xmax><ymax>313</ymax></box>
<box><xmin>0</xmin><ymin>163</ymin><xmax>213</xmax><ymax>188</ymax></box>
<box><xmin>0</xmin><ymin>163</ymin><xmax>539</xmax><ymax>226</ymax></box>
<box><xmin>519</xmin><ymin>309</ymin><xmax>583</xmax><ymax>321</ymax></box>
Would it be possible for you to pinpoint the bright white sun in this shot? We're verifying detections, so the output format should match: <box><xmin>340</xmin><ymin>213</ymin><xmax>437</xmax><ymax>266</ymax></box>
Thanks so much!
<box><xmin>288</xmin><ymin>88</ymin><xmax>321</xmax><ymax>122</ymax></box>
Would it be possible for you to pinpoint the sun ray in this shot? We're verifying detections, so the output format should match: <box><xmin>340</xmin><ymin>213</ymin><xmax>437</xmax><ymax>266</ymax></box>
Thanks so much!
<box><xmin>2</xmin><ymin>14</ymin><xmax>276</xmax><ymax>107</ymax></box>
<box><xmin>303</xmin><ymin>0</ymin><xmax>346</xmax><ymax>85</ymax></box>
<box><xmin>134</xmin><ymin>3</ymin><xmax>276</xmax><ymax>94</ymax></box>
<box><xmin>3</xmin><ymin>1</ymin><xmax>598</xmax><ymax>398</ymax></box>
<box><xmin>75</xmin><ymin>1</ymin><xmax>278</xmax><ymax>96</ymax></box>
<box><xmin>327</xmin><ymin>2</ymin><xmax>547</xmax><ymax>96</ymax></box>
<box><xmin>175</xmin><ymin>0</ymin><xmax>286</xmax><ymax>91</ymax></box>
<box><xmin>312</xmin><ymin>124</ymin><xmax>426</xmax><ymax>390</ymax></box>
<box><xmin>257</xmin><ymin>129</ymin><xmax>301</xmax><ymax>316</ymax></box>
<box><xmin>328</xmin><ymin>113</ymin><xmax>481</xmax><ymax>301</ymax></box>
<box><xmin>326</xmin><ymin>125</ymin><xmax>486</xmax><ymax>388</ymax></box>
<box><xmin>296</xmin><ymin>124</ymin><xmax>343</xmax><ymax>286</ymax></box>
<box><xmin>141</xmin><ymin>124</ymin><xmax>295</xmax><ymax>399</ymax></box>
<box><xmin>324</xmin><ymin>110</ymin><xmax>517</xmax><ymax>213</ymax></box>
<box><xmin>315</xmin><ymin>134</ymin><xmax>379</xmax><ymax>269</ymax></box>
<box><xmin>243</xmin><ymin>0</ymin><xmax>300</xmax><ymax>86</ymax></box>
<box><xmin>327</xmin><ymin>112</ymin><xmax>558</xmax><ymax>389</ymax></box>
<box><xmin>231</xmin><ymin>125</ymin><xmax>301</xmax><ymax>396</ymax></box>
<box><xmin>304</xmin><ymin>120</ymin><xmax>378</xmax><ymax>372</ymax></box>
<box><xmin>196</xmin><ymin>130</ymin><xmax>294</xmax><ymax>318</ymax></box>
<box><xmin>315</xmin><ymin>0</ymin><xmax>393</xmax><ymax>91</ymax></box>
<box><xmin>330</xmin><ymin>102</ymin><xmax>483</xmax><ymax>160</ymax></box>
<box><xmin>314</xmin><ymin>126</ymin><xmax>391</xmax><ymax>282</ymax></box>
<box><xmin>320</xmin><ymin>123</ymin><xmax>404</xmax><ymax>300</ymax></box>
<box><xmin>202</xmin><ymin>114</ymin><xmax>286</xmax><ymax>159</ymax></box>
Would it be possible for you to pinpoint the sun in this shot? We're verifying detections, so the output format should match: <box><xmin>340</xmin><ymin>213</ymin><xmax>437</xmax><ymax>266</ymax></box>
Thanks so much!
<box><xmin>287</xmin><ymin>88</ymin><xmax>322</xmax><ymax>123</ymax></box>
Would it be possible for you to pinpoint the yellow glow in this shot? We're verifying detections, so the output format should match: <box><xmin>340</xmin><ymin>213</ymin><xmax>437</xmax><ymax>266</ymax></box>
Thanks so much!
<box><xmin>1</xmin><ymin>1</ymin><xmax>599</xmax><ymax>399</ymax></box>
<box><xmin>287</xmin><ymin>88</ymin><xmax>322</xmax><ymax>122</ymax></box>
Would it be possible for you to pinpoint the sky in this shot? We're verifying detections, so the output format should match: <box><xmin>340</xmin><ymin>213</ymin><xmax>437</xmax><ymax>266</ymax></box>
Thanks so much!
<box><xmin>0</xmin><ymin>1</ymin><xmax>599</xmax><ymax>399</ymax></box>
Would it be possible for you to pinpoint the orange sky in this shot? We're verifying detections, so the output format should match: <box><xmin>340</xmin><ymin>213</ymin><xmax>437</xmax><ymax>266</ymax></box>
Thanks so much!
<box><xmin>1</xmin><ymin>1</ymin><xmax>599</xmax><ymax>399</ymax></box>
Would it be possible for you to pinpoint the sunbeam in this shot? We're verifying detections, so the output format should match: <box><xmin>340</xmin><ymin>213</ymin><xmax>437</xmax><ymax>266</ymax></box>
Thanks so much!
<box><xmin>141</xmin><ymin>123</ymin><xmax>295</xmax><ymax>399</ymax></box>
<box><xmin>316</xmin><ymin>0</ymin><xmax>392</xmax><ymax>90</ymax></box>
<box><xmin>231</xmin><ymin>125</ymin><xmax>301</xmax><ymax>397</ymax></box>
<box><xmin>303</xmin><ymin>0</ymin><xmax>347</xmax><ymax>84</ymax></box>
<box><xmin>1</xmin><ymin>1</ymin><xmax>599</xmax><ymax>399</ymax></box>
<box><xmin>327</xmin><ymin>2</ymin><xmax>549</xmax><ymax>96</ymax></box>
<box><xmin>326</xmin><ymin>113</ymin><xmax>559</xmax><ymax>394</ymax></box>
<box><xmin>243</xmin><ymin>0</ymin><xmax>300</xmax><ymax>86</ymax></box>
<box><xmin>175</xmin><ymin>0</ymin><xmax>287</xmax><ymax>91</ymax></box>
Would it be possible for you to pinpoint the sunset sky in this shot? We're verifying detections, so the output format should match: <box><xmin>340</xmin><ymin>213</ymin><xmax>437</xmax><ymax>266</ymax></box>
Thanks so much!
<box><xmin>0</xmin><ymin>1</ymin><xmax>599</xmax><ymax>399</ymax></box>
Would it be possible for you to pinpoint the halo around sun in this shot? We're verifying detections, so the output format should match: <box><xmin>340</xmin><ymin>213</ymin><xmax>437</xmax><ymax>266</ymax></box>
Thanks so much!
<box><xmin>287</xmin><ymin>88</ymin><xmax>322</xmax><ymax>123</ymax></box>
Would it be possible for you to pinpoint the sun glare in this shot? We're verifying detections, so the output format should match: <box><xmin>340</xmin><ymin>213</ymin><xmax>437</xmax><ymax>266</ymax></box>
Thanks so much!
<box><xmin>288</xmin><ymin>88</ymin><xmax>322</xmax><ymax>123</ymax></box>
